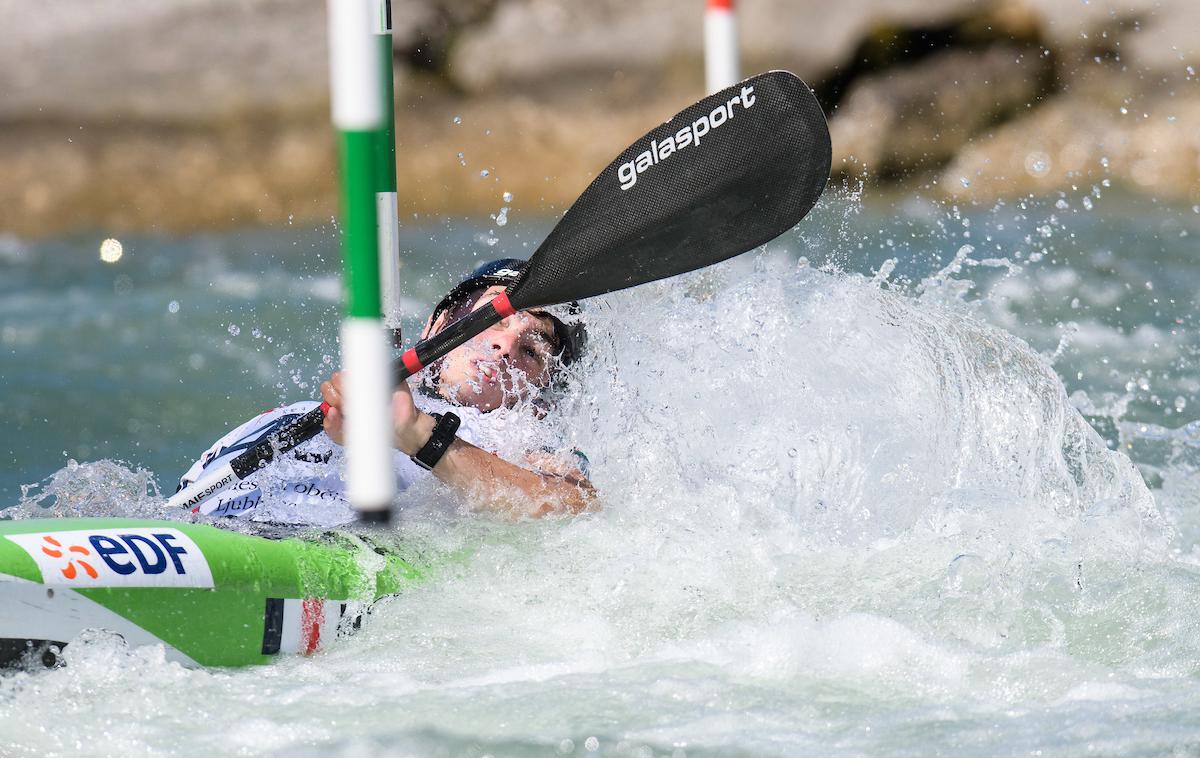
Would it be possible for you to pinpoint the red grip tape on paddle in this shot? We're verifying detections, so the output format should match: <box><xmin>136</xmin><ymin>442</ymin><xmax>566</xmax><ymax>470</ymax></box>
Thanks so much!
<box><xmin>707</xmin><ymin>0</ymin><xmax>733</xmax><ymax>9</ymax></box>
<box><xmin>320</xmin><ymin>401</ymin><xmax>331</xmax><ymax>414</ymax></box>
<box><xmin>402</xmin><ymin>348</ymin><xmax>424</xmax><ymax>375</ymax></box>
<box><xmin>492</xmin><ymin>292</ymin><xmax>517</xmax><ymax>318</ymax></box>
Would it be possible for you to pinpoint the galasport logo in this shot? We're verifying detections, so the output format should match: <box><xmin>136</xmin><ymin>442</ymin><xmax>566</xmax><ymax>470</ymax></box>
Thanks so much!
<box><xmin>6</xmin><ymin>528</ymin><xmax>215</xmax><ymax>588</ymax></box>
<box><xmin>617</xmin><ymin>84</ymin><xmax>757</xmax><ymax>191</ymax></box>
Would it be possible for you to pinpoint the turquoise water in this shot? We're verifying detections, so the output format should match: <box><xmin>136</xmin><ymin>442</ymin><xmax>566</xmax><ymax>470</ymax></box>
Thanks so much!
<box><xmin>2</xmin><ymin>190</ymin><xmax>1200</xmax><ymax>756</ymax></box>
<box><xmin>2</xmin><ymin>194</ymin><xmax>1195</xmax><ymax>503</ymax></box>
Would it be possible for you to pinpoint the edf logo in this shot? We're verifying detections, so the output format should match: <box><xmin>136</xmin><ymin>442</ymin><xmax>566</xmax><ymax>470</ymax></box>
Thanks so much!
<box><xmin>88</xmin><ymin>532</ymin><xmax>190</xmax><ymax>576</ymax></box>
<box><xmin>7</xmin><ymin>527</ymin><xmax>216</xmax><ymax>588</ymax></box>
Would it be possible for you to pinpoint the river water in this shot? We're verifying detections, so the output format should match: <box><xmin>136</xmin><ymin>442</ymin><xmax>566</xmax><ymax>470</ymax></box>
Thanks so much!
<box><xmin>1</xmin><ymin>188</ymin><xmax>1199</xmax><ymax>756</ymax></box>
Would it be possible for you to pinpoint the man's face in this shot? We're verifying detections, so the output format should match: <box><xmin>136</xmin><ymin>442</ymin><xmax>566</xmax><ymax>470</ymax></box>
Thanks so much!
<box><xmin>431</xmin><ymin>285</ymin><xmax>561</xmax><ymax>411</ymax></box>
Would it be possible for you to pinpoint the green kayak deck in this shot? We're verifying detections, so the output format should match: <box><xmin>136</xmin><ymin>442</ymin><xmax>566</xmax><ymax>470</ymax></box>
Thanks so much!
<box><xmin>0</xmin><ymin>518</ymin><xmax>428</xmax><ymax>668</ymax></box>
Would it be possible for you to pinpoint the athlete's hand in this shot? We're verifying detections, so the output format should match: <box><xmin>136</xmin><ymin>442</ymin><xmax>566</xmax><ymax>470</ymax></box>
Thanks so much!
<box><xmin>320</xmin><ymin>371</ymin><xmax>433</xmax><ymax>455</ymax></box>
<box><xmin>387</xmin><ymin>376</ymin><xmax>432</xmax><ymax>455</ymax></box>
<box><xmin>319</xmin><ymin>372</ymin><xmax>348</xmax><ymax>445</ymax></box>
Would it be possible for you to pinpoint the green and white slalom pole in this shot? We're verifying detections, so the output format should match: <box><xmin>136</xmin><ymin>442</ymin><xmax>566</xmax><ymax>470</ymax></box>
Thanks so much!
<box><xmin>328</xmin><ymin>0</ymin><xmax>395</xmax><ymax>522</ymax></box>
<box><xmin>704</xmin><ymin>0</ymin><xmax>739</xmax><ymax>94</ymax></box>
<box><xmin>373</xmin><ymin>0</ymin><xmax>403</xmax><ymax>348</ymax></box>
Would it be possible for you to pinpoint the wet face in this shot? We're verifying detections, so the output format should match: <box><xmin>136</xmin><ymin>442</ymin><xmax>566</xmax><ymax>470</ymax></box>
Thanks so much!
<box><xmin>427</xmin><ymin>285</ymin><xmax>561</xmax><ymax>411</ymax></box>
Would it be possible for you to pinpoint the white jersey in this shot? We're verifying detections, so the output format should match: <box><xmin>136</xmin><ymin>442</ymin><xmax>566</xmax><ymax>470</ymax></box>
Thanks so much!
<box><xmin>177</xmin><ymin>395</ymin><xmax>586</xmax><ymax>528</ymax></box>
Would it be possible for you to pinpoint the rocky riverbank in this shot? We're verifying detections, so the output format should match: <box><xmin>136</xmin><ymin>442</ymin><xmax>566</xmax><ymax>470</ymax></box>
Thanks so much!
<box><xmin>0</xmin><ymin>0</ymin><xmax>1196</xmax><ymax>237</ymax></box>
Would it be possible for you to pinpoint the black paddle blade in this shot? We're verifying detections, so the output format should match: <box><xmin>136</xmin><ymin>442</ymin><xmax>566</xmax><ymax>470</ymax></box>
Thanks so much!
<box><xmin>509</xmin><ymin>70</ymin><xmax>831</xmax><ymax>310</ymax></box>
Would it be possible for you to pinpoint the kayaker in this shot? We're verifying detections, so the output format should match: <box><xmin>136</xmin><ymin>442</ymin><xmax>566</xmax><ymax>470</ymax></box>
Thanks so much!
<box><xmin>176</xmin><ymin>259</ymin><xmax>596</xmax><ymax>526</ymax></box>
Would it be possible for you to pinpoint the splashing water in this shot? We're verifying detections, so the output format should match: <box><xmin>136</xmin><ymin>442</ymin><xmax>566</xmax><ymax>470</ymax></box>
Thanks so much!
<box><xmin>9</xmin><ymin>459</ymin><xmax>166</xmax><ymax>522</ymax></box>
<box><xmin>2</xmin><ymin>194</ymin><xmax>1200</xmax><ymax>754</ymax></box>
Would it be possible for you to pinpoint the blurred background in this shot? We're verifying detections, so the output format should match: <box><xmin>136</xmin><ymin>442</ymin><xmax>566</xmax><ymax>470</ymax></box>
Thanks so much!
<box><xmin>1</xmin><ymin>0</ymin><xmax>1196</xmax><ymax>236</ymax></box>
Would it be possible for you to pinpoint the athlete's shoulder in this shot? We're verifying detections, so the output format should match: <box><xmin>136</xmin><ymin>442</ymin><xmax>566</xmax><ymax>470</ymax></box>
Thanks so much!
<box><xmin>178</xmin><ymin>400</ymin><xmax>323</xmax><ymax>488</ymax></box>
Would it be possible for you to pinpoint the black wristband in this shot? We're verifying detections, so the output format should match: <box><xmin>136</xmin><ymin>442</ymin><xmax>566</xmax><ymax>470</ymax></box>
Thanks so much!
<box><xmin>411</xmin><ymin>412</ymin><xmax>460</xmax><ymax>471</ymax></box>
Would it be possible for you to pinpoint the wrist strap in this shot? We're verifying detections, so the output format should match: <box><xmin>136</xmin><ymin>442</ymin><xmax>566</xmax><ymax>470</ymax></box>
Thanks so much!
<box><xmin>411</xmin><ymin>412</ymin><xmax>460</xmax><ymax>471</ymax></box>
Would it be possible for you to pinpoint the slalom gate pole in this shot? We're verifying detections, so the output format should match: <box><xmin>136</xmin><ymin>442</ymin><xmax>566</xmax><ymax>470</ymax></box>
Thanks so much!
<box><xmin>704</xmin><ymin>0</ymin><xmax>739</xmax><ymax>94</ymax></box>
<box><xmin>373</xmin><ymin>0</ymin><xmax>404</xmax><ymax>348</ymax></box>
<box><xmin>327</xmin><ymin>0</ymin><xmax>395</xmax><ymax>522</ymax></box>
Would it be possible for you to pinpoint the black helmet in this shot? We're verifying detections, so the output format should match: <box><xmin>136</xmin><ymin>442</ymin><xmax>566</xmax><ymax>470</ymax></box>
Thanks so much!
<box><xmin>430</xmin><ymin>258</ymin><xmax>586</xmax><ymax>366</ymax></box>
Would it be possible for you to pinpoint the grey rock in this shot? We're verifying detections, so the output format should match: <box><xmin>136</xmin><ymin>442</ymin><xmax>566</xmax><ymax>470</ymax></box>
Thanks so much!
<box><xmin>0</xmin><ymin>0</ymin><xmax>1197</xmax><ymax>235</ymax></box>
<box><xmin>830</xmin><ymin>45</ymin><xmax>1053</xmax><ymax>179</ymax></box>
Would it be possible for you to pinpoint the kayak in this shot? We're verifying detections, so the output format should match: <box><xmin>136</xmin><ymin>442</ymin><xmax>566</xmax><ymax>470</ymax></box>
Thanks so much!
<box><xmin>0</xmin><ymin>517</ymin><xmax>429</xmax><ymax>669</ymax></box>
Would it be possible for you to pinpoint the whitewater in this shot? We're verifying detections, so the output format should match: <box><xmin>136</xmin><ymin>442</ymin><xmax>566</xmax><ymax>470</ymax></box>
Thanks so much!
<box><xmin>1</xmin><ymin>190</ymin><xmax>1199</xmax><ymax>755</ymax></box>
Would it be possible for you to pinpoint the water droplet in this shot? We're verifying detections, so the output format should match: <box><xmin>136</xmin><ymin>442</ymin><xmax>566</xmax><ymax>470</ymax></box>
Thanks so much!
<box><xmin>496</xmin><ymin>207</ymin><xmax>509</xmax><ymax>227</ymax></box>
<box><xmin>1070</xmin><ymin>297</ymin><xmax>1081</xmax><ymax>309</ymax></box>
<box><xmin>558</xmin><ymin>739</ymin><xmax>575</xmax><ymax>754</ymax></box>
<box><xmin>452</xmin><ymin>115</ymin><xmax>462</xmax><ymax>125</ymax></box>
<box><xmin>1081</xmin><ymin>196</ymin><xmax>1094</xmax><ymax>210</ymax></box>
<box><xmin>1055</xmin><ymin>198</ymin><xmax>1069</xmax><ymax>210</ymax></box>
<box><xmin>1188</xmin><ymin>65</ymin><xmax>1196</xmax><ymax>77</ymax></box>
<box><xmin>480</xmin><ymin>169</ymin><xmax>490</xmax><ymax>178</ymax></box>
<box><xmin>167</xmin><ymin>300</ymin><xmax>180</xmax><ymax>314</ymax></box>
<box><xmin>228</xmin><ymin>324</ymin><xmax>240</xmax><ymax>336</ymax></box>
<box><xmin>99</xmin><ymin>238</ymin><xmax>123</xmax><ymax>263</ymax></box>
<box><xmin>959</xmin><ymin>176</ymin><xmax>971</xmax><ymax>188</ymax></box>
<box><xmin>502</xmin><ymin>191</ymin><xmax>513</xmax><ymax>203</ymax></box>
<box><xmin>1119</xmin><ymin>106</ymin><xmax>1128</xmax><ymax>115</ymax></box>
<box><xmin>787</xmin><ymin>448</ymin><xmax>798</xmax><ymax>458</ymax></box>
<box><xmin>1176</xmin><ymin>397</ymin><xmax>1187</xmax><ymax>412</ymax></box>
<box><xmin>1024</xmin><ymin>151</ymin><xmax>1051</xmax><ymax>178</ymax></box>
<box><xmin>585</xmin><ymin>737</ymin><xmax>599</xmax><ymax>752</ymax></box>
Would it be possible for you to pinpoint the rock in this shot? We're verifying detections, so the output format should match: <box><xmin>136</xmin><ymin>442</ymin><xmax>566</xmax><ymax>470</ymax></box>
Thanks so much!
<box><xmin>941</xmin><ymin>92</ymin><xmax>1200</xmax><ymax>204</ymax></box>
<box><xmin>0</xmin><ymin>0</ymin><xmax>331</xmax><ymax>122</ymax></box>
<box><xmin>448</xmin><ymin>0</ymin><xmax>1047</xmax><ymax>94</ymax></box>
<box><xmin>0</xmin><ymin>0</ymin><xmax>1197</xmax><ymax>235</ymax></box>
<box><xmin>1022</xmin><ymin>0</ymin><xmax>1200</xmax><ymax>74</ymax></box>
<box><xmin>830</xmin><ymin>44</ymin><xmax>1053</xmax><ymax>179</ymax></box>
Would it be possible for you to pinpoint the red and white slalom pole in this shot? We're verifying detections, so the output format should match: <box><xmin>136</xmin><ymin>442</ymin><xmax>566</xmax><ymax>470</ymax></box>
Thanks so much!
<box><xmin>704</xmin><ymin>0</ymin><xmax>739</xmax><ymax>94</ymax></box>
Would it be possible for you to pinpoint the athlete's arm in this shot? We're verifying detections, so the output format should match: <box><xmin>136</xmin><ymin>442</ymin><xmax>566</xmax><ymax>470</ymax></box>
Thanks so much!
<box><xmin>319</xmin><ymin>372</ymin><xmax>597</xmax><ymax>518</ymax></box>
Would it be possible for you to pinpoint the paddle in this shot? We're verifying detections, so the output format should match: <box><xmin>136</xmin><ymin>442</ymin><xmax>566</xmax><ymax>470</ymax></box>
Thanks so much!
<box><xmin>166</xmin><ymin>70</ymin><xmax>832</xmax><ymax>517</ymax></box>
